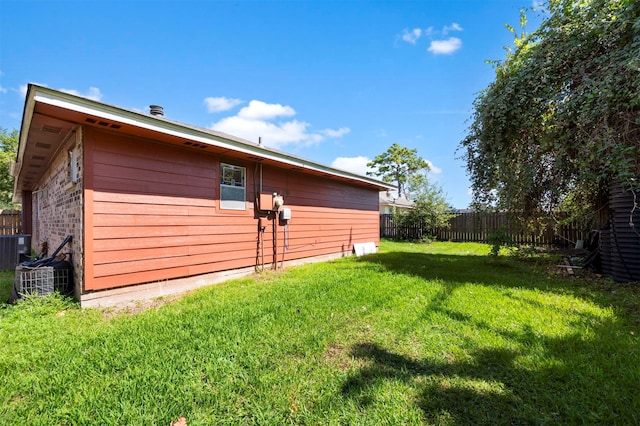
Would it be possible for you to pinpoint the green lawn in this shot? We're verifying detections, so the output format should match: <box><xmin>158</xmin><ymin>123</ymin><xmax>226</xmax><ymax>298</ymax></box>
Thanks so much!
<box><xmin>0</xmin><ymin>270</ymin><xmax>12</xmax><ymax>303</ymax></box>
<box><xmin>1</xmin><ymin>241</ymin><xmax>638</xmax><ymax>425</ymax></box>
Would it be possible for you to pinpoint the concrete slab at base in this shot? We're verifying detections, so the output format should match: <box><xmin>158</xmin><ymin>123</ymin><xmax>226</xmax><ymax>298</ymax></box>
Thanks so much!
<box><xmin>80</xmin><ymin>251</ymin><xmax>351</xmax><ymax>309</ymax></box>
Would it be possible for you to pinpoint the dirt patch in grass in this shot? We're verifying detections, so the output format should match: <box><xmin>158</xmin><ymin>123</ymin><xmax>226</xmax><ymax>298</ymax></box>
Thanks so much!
<box><xmin>253</xmin><ymin>268</ymin><xmax>290</xmax><ymax>283</ymax></box>
<box><xmin>324</xmin><ymin>343</ymin><xmax>356</xmax><ymax>371</ymax></box>
<box><xmin>323</xmin><ymin>342</ymin><xmax>376</xmax><ymax>372</ymax></box>
<box><xmin>100</xmin><ymin>293</ymin><xmax>185</xmax><ymax>318</ymax></box>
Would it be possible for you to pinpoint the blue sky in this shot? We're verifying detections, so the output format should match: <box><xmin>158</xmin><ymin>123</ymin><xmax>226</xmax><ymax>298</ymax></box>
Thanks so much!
<box><xmin>0</xmin><ymin>0</ymin><xmax>544</xmax><ymax>208</ymax></box>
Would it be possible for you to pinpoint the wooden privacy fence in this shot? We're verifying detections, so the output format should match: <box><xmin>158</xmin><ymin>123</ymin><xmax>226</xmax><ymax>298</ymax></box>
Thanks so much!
<box><xmin>381</xmin><ymin>212</ymin><xmax>588</xmax><ymax>247</ymax></box>
<box><xmin>379</xmin><ymin>214</ymin><xmax>429</xmax><ymax>241</ymax></box>
<box><xmin>1</xmin><ymin>210</ymin><xmax>22</xmax><ymax>235</ymax></box>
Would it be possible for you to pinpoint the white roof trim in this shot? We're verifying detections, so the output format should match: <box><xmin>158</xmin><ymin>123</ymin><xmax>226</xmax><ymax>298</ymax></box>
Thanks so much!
<box><xmin>30</xmin><ymin>85</ymin><xmax>395</xmax><ymax>190</ymax></box>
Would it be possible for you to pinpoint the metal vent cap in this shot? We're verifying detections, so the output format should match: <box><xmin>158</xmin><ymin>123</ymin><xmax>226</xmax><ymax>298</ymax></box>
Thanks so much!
<box><xmin>149</xmin><ymin>105</ymin><xmax>164</xmax><ymax>116</ymax></box>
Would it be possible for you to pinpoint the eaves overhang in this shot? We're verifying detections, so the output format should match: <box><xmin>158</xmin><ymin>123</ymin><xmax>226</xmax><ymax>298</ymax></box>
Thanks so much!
<box><xmin>13</xmin><ymin>84</ymin><xmax>394</xmax><ymax>201</ymax></box>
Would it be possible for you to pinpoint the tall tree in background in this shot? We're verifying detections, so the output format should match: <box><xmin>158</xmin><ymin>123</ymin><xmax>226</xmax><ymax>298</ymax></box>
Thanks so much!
<box><xmin>367</xmin><ymin>143</ymin><xmax>430</xmax><ymax>198</ymax></box>
<box><xmin>0</xmin><ymin>127</ymin><xmax>19</xmax><ymax>209</ymax></box>
<box><xmin>459</xmin><ymin>0</ymin><xmax>639</xmax><ymax>221</ymax></box>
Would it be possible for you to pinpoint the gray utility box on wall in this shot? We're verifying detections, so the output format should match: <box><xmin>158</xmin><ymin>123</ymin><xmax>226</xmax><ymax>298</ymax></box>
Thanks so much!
<box><xmin>0</xmin><ymin>235</ymin><xmax>31</xmax><ymax>270</ymax></box>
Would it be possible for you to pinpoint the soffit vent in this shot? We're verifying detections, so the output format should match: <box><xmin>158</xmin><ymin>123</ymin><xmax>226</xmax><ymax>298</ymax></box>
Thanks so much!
<box><xmin>35</xmin><ymin>142</ymin><xmax>52</xmax><ymax>149</ymax></box>
<box><xmin>85</xmin><ymin>117</ymin><xmax>122</xmax><ymax>129</ymax></box>
<box><xmin>183</xmin><ymin>141</ymin><xmax>208</xmax><ymax>149</ymax></box>
<box><xmin>41</xmin><ymin>125</ymin><xmax>62</xmax><ymax>134</ymax></box>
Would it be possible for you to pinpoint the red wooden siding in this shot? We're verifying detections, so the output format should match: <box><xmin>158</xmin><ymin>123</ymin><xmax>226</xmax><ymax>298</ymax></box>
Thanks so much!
<box><xmin>84</xmin><ymin>128</ymin><xmax>380</xmax><ymax>292</ymax></box>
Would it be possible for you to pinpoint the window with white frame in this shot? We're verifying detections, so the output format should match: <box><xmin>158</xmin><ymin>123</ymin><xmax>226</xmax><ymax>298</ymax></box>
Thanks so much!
<box><xmin>220</xmin><ymin>163</ymin><xmax>246</xmax><ymax>210</ymax></box>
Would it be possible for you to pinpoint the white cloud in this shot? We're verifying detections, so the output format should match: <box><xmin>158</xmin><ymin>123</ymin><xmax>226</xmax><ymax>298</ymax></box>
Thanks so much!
<box><xmin>210</xmin><ymin>99</ymin><xmax>349</xmax><ymax>149</ymax></box>
<box><xmin>426</xmin><ymin>160</ymin><xmax>443</xmax><ymax>183</ymax></box>
<box><xmin>331</xmin><ymin>156</ymin><xmax>373</xmax><ymax>176</ymax></box>
<box><xmin>428</xmin><ymin>37</ymin><xmax>462</xmax><ymax>55</ymax></box>
<box><xmin>15</xmin><ymin>82</ymin><xmax>103</xmax><ymax>103</ymax></box>
<box><xmin>0</xmin><ymin>85</ymin><xmax>7</xmax><ymax>94</ymax></box>
<box><xmin>238</xmin><ymin>100</ymin><xmax>295</xmax><ymax>120</ymax></box>
<box><xmin>211</xmin><ymin>116</ymin><xmax>311</xmax><ymax>145</ymax></box>
<box><xmin>332</xmin><ymin>156</ymin><xmax>442</xmax><ymax>181</ymax></box>
<box><xmin>321</xmin><ymin>127</ymin><xmax>350</xmax><ymax>138</ymax></box>
<box><xmin>59</xmin><ymin>86</ymin><xmax>103</xmax><ymax>101</ymax></box>
<box><xmin>399</xmin><ymin>23</ymin><xmax>463</xmax><ymax>56</ymax></box>
<box><xmin>18</xmin><ymin>84</ymin><xmax>31</xmax><ymax>97</ymax></box>
<box><xmin>204</xmin><ymin>96</ymin><xmax>243</xmax><ymax>113</ymax></box>
<box><xmin>401</xmin><ymin>28</ymin><xmax>422</xmax><ymax>44</ymax></box>
<box><xmin>443</xmin><ymin>23</ymin><xmax>463</xmax><ymax>34</ymax></box>
<box><xmin>426</xmin><ymin>160</ymin><xmax>442</xmax><ymax>175</ymax></box>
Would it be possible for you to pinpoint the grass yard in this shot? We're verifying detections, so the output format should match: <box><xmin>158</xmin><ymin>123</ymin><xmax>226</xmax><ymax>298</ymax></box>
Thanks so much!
<box><xmin>1</xmin><ymin>241</ymin><xmax>639</xmax><ymax>425</ymax></box>
<box><xmin>0</xmin><ymin>270</ymin><xmax>12</xmax><ymax>303</ymax></box>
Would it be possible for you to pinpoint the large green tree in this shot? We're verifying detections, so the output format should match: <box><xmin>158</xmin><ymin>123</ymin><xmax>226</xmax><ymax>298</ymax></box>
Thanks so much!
<box><xmin>459</xmin><ymin>0</ymin><xmax>639</xmax><ymax>220</ymax></box>
<box><xmin>0</xmin><ymin>127</ymin><xmax>19</xmax><ymax>209</ymax></box>
<box><xmin>367</xmin><ymin>143</ymin><xmax>430</xmax><ymax>198</ymax></box>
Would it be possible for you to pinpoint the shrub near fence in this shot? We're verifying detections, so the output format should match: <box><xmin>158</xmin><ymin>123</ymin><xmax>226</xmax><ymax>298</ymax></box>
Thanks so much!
<box><xmin>379</xmin><ymin>213</ymin><xmax>428</xmax><ymax>240</ymax></box>
<box><xmin>381</xmin><ymin>211</ymin><xmax>587</xmax><ymax>247</ymax></box>
<box><xmin>1</xmin><ymin>210</ymin><xmax>22</xmax><ymax>235</ymax></box>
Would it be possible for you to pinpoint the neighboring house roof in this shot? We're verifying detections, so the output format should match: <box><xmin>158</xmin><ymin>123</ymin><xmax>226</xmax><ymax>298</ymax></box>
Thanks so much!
<box><xmin>13</xmin><ymin>84</ymin><xmax>394</xmax><ymax>201</ymax></box>
<box><xmin>379</xmin><ymin>192</ymin><xmax>415</xmax><ymax>209</ymax></box>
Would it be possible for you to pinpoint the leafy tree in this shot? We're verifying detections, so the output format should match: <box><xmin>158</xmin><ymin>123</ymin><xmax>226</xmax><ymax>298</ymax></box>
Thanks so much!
<box><xmin>398</xmin><ymin>174</ymin><xmax>453</xmax><ymax>236</ymax></box>
<box><xmin>459</xmin><ymin>0</ymin><xmax>640</xmax><ymax>221</ymax></box>
<box><xmin>367</xmin><ymin>143</ymin><xmax>430</xmax><ymax>198</ymax></box>
<box><xmin>0</xmin><ymin>127</ymin><xmax>19</xmax><ymax>209</ymax></box>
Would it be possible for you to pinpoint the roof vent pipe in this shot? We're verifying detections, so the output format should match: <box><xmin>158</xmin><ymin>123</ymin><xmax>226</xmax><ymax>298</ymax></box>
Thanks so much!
<box><xmin>149</xmin><ymin>105</ymin><xmax>164</xmax><ymax>116</ymax></box>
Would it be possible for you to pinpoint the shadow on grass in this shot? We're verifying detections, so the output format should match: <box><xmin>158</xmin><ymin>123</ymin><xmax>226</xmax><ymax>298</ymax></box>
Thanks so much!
<box><xmin>359</xmin><ymin>251</ymin><xmax>535</xmax><ymax>288</ymax></box>
<box><xmin>344</xmin><ymin>251</ymin><xmax>639</xmax><ymax>423</ymax></box>
<box><xmin>342</xmin><ymin>342</ymin><xmax>526</xmax><ymax>424</ymax></box>
<box><xmin>342</xmin><ymin>327</ymin><xmax>637</xmax><ymax>424</ymax></box>
<box><xmin>363</xmin><ymin>250</ymin><xmax>640</xmax><ymax>332</ymax></box>
<box><xmin>357</xmin><ymin>250</ymin><xmax>636</xmax><ymax>314</ymax></box>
